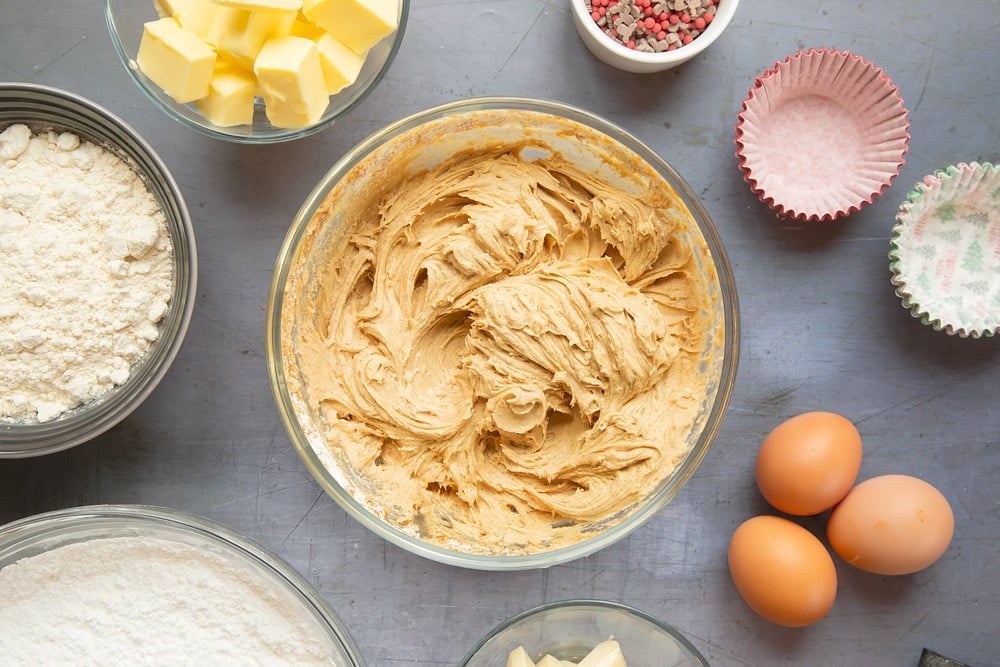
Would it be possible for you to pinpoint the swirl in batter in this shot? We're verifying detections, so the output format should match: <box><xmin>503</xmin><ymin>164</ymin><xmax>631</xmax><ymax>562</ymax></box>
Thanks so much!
<box><xmin>288</xmin><ymin>146</ymin><xmax>714</xmax><ymax>554</ymax></box>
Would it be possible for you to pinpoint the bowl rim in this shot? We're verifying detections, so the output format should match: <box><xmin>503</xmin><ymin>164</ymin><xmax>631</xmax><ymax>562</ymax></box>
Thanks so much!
<box><xmin>103</xmin><ymin>0</ymin><xmax>411</xmax><ymax>144</ymax></box>
<box><xmin>0</xmin><ymin>81</ymin><xmax>198</xmax><ymax>458</ymax></box>
<box><xmin>0</xmin><ymin>503</ymin><xmax>365</xmax><ymax>666</ymax></box>
<box><xmin>265</xmin><ymin>95</ymin><xmax>740</xmax><ymax>571</ymax></box>
<box><xmin>457</xmin><ymin>598</ymin><xmax>711</xmax><ymax>665</ymax></box>
<box><xmin>570</xmin><ymin>0</ymin><xmax>740</xmax><ymax>65</ymax></box>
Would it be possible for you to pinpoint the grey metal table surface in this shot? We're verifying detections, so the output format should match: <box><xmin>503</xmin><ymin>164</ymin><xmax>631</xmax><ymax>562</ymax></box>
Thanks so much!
<box><xmin>1</xmin><ymin>1</ymin><xmax>997</xmax><ymax>666</ymax></box>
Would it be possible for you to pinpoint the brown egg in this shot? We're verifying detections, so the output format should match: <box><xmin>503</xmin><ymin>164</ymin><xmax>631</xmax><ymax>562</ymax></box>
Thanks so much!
<box><xmin>728</xmin><ymin>515</ymin><xmax>838</xmax><ymax>627</ymax></box>
<box><xmin>827</xmin><ymin>474</ymin><xmax>954</xmax><ymax>575</ymax></box>
<box><xmin>756</xmin><ymin>411</ymin><xmax>863</xmax><ymax>515</ymax></box>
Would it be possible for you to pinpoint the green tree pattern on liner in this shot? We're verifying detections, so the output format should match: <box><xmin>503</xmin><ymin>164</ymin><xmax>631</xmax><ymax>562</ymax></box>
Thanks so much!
<box><xmin>916</xmin><ymin>272</ymin><xmax>932</xmax><ymax>293</ymax></box>
<box><xmin>962</xmin><ymin>280</ymin><xmax>989</xmax><ymax>296</ymax></box>
<box><xmin>935</xmin><ymin>201</ymin><xmax>957</xmax><ymax>222</ymax></box>
<box><xmin>961</xmin><ymin>240</ymin><xmax>984</xmax><ymax>272</ymax></box>
<box><xmin>935</xmin><ymin>228</ymin><xmax>961</xmax><ymax>243</ymax></box>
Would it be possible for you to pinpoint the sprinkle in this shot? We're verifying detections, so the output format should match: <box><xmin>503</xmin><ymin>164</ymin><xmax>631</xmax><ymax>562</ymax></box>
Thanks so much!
<box><xmin>584</xmin><ymin>0</ymin><xmax>720</xmax><ymax>52</ymax></box>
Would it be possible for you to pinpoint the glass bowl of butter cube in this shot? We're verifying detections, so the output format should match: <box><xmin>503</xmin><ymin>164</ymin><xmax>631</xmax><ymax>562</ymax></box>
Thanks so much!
<box><xmin>460</xmin><ymin>600</ymin><xmax>709</xmax><ymax>667</ymax></box>
<box><xmin>106</xmin><ymin>0</ymin><xmax>409</xmax><ymax>143</ymax></box>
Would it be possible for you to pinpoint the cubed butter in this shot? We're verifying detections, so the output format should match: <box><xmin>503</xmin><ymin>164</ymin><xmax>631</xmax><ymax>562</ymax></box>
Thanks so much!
<box><xmin>137</xmin><ymin>17</ymin><xmax>217</xmax><ymax>104</ymax></box>
<box><xmin>314</xmin><ymin>33</ymin><xmax>364</xmax><ymax>94</ymax></box>
<box><xmin>211</xmin><ymin>0</ymin><xmax>302</xmax><ymax>11</ymax></box>
<box><xmin>208</xmin><ymin>7</ymin><xmax>296</xmax><ymax>65</ymax></box>
<box><xmin>301</xmin><ymin>0</ymin><xmax>398</xmax><ymax>54</ymax></box>
<box><xmin>156</xmin><ymin>0</ymin><xmax>222</xmax><ymax>41</ymax></box>
<box><xmin>288</xmin><ymin>15</ymin><xmax>324</xmax><ymax>40</ymax></box>
<box><xmin>253</xmin><ymin>35</ymin><xmax>329</xmax><ymax>128</ymax></box>
<box><xmin>195</xmin><ymin>62</ymin><xmax>257</xmax><ymax>126</ymax></box>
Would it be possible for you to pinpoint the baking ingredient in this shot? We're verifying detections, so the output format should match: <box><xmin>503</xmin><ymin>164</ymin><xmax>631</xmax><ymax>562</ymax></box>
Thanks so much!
<box><xmin>0</xmin><ymin>536</ymin><xmax>335</xmax><ymax>664</ymax></box>
<box><xmin>537</xmin><ymin>657</ymin><xmax>569</xmax><ymax>667</ymax></box>
<box><xmin>283</xmin><ymin>136</ymin><xmax>718</xmax><ymax>555</ymax></box>
<box><xmin>214</xmin><ymin>0</ymin><xmax>304</xmax><ymax>11</ymax></box>
<box><xmin>585</xmin><ymin>0</ymin><xmax>718</xmax><ymax>52</ymax></box>
<box><xmin>138</xmin><ymin>0</ymin><xmax>400</xmax><ymax>128</ymax></box>
<box><xmin>254</xmin><ymin>35</ymin><xmax>330</xmax><ymax>128</ymax></box>
<box><xmin>728</xmin><ymin>515</ymin><xmax>837</xmax><ymax>627</ymax></box>
<box><xmin>302</xmin><ymin>0</ymin><xmax>399</xmax><ymax>53</ymax></box>
<box><xmin>136</xmin><ymin>16</ymin><xmax>217</xmax><ymax>103</ymax></box>
<box><xmin>579</xmin><ymin>639</ymin><xmax>627</xmax><ymax>666</ymax></box>
<box><xmin>755</xmin><ymin>411</ymin><xmax>863</xmax><ymax>515</ymax></box>
<box><xmin>314</xmin><ymin>32</ymin><xmax>366</xmax><ymax>94</ymax></box>
<box><xmin>827</xmin><ymin>474</ymin><xmax>954</xmax><ymax>575</ymax></box>
<box><xmin>507</xmin><ymin>639</ymin><xmax>627</xmax><ymax>666</ymax></box>
<box><xmin>155</xmin><ymin>0</ymin><xmax>221</xmax><ymax>38</ymax></box>
<box><xmin>209</xmin><ymin>6</ymin><xmax>297</xmax><ymax>68</ymax></box>
<box><xmin>196</xmin><ymin>60</ymin><xmax>258</xmax><ymax>126</ymax></box>
<box><xmin>509</xmin><ymin>646</ymin><xmax>538</xmax><ymax>667</ymax></box>
<box><xmin>0</xmin><ymin>125</ymin><xmax>173</xmax><ymax>423</ymax></box>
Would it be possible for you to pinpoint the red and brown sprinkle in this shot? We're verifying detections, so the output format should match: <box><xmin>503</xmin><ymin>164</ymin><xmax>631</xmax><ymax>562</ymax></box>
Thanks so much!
<box><xmin>585</xmin><ymin>0</ymin><xmax>719</xmax><ymax>53</ymax></box>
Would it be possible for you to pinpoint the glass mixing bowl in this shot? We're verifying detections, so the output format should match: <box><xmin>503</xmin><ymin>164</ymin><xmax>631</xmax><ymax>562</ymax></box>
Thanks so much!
<box><xmin>266</xmin><ymin>97</ymin><xmax>740</xmax><ymax>570</ymax></box>
<box><xmin>0</xmin><ymin>83</ymin><xmax>197</xmax><ymax>458</ymax></box>
<box><xmin>460</xmin><ymin>599</ymin><xmax>709</xmax><ymax>666</ymax></box>
<box><xmin>105</xmin><ymin>0</ymin><xmax>409</xmax><ymax>143</ymax></box>
<box><xmin>0</xmin><ymin>505</ymin><xmax>365</xmax><ymax>666</ymax></box>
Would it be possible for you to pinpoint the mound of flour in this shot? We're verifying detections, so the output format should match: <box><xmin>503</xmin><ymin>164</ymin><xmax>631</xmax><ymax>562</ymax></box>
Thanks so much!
<box><xmin>0</xmin><ymin>536</ymin><xmax>338</xmax><ymax>665</ymax></box>
<box><xmin>0</xmin><ymin>123</ymin><xmax>173</xmax><ymax>422</ymax></box>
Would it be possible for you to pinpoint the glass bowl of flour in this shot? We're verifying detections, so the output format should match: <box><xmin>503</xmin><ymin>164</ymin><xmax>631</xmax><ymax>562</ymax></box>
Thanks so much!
<box><xmin>0</xmin><ymin>504</ymin><xmax>365</xmax><ymax>665</ymax></box>
<box><xmin>0</xmin><ymin>83</ymin><xmax>196</xmax><ymax>457</ymax></box>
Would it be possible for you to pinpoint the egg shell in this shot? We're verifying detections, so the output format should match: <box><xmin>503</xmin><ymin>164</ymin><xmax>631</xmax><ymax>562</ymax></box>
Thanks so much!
<box><xmin>728</xmin><ymin>515</ymin><xmax>838</xmax><ymax>627</ymax></box>
<box><xmin>827</xmin><ymin>474</ymin><xmax>954</xmax><ymax>575</ymax></box>
<box><xmin>755</xmin><ymin>411</ymin><xmax>863</xmax><ymax>515</ymax></box>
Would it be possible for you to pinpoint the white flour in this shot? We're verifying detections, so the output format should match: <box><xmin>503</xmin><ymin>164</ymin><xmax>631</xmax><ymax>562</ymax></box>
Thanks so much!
<box><xmin>0</xmin><ymin>536</ymin><xmax>338</xmax><ymax>665</ymax></box>
<box><xmin>0</xmin><ymin>123</ymin><xmax>173</xmax><ymax>422</ymax></box>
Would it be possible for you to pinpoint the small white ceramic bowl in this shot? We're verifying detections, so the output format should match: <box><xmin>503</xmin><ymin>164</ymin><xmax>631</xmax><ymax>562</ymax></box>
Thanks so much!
<box><xmin>571</xmin><ymin>0</ymin><xmax>739</xmax><ymax>73</ymax></box>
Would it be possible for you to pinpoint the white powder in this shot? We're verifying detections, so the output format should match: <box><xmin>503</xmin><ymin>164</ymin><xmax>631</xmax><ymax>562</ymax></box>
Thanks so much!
<box><xmin>0</xmin><ymin>536</ymin><xmax>338</xmax><ymax>665</ymax></box>
<box><xmin>0</xmin><ymin>123</ymin><xmax>173</xmax><ymax>423</ymax></box>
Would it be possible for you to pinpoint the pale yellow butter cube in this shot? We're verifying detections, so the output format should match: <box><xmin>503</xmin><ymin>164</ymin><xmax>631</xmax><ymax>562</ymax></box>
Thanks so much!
<box><xmin>211</xmin><ymin>0</ymin><xmax>302</xmax><ymax>12</ymax></box>
<box><xmin>288</xmin><ymin>15</ymin><xmax>324</xmax><ymax>40</ymax></box>
<box><xmin>253</xmin><ymin>35</ymin><xmax>329</xmax><ymax>128</ymax></box>
<box><xmin>137</xmin><ymin>17</ymin><xmax>217</xmax><ymax>104</ymax></box>
<box><xmin>156</xmin><ymin>0</ymin><xmax>221</xmax><ymax>41</ymax></box>
<box><xmin>314</xmin><ymin>33</ymin><xmax>364</xmax><ymax>94</ymax></box>
<box><xmin>301</xmin><ymin>0</ymin><xmax>398</xmax><ymax>54</ymax></box>
<box><xmin>195</xmin><ymin>62</ymin><xmax>257</xmax><ymax>126</ymax></box>
<box><xmin>209</xmin><ymin>7</ymin><xmax>296</xmax><ymax>64</ymax></box>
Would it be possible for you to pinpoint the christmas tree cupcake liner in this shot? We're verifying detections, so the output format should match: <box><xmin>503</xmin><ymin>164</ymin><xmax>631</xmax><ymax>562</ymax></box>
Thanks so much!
<box><xmin>735</xmin><ymin>48</ymin><xmax>910</xmax><ymax>222</ymax></box>
<box><xmin>889</xmin><ymin>162</ymin><xmax>1000</xmax><ymax>338</ymax></box>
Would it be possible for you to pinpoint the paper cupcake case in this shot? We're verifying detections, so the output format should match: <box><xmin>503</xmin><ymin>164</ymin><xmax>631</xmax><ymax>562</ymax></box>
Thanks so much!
<box><xmin>889</xmin><ymin>162</ymin><xmax>1000</xmax><ymax>338</ymax></box>
<box><xmin>735</xmin><ymin>48</ymin><xmax>910</xmax><ymax>222</ymax></box>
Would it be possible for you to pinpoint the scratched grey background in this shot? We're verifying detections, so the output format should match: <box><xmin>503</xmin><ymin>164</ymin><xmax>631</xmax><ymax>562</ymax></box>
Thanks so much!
<box><xmin>1</xmin><ymin>1</ymin><xmax>998</xmax><ymax>665</ymax></box>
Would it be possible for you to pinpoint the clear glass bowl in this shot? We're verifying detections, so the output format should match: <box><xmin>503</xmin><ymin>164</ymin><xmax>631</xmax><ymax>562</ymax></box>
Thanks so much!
<box><xmin>0</xmin><ymin>504</ymin><xmax>365</xmax><ymax>666</ymax></box>
<box><xmin>266</xmin><ymin>97</ymin><xmax>740</xmax><ymax>570</ymax></box>
<box><xmin>0</xmin><ymin>83</ymin><xmax>197</xmax><ymax>458</ymax></box>
<box><xmin>460</xmin><ymin>599</ymin><xmax>709</xmax><ymax>666</ymax></box>
<box><xmin>105</xmin><ymin>0</ymin><xmax>409</xmax><ymax>144</ymax></box>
